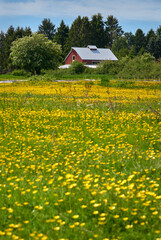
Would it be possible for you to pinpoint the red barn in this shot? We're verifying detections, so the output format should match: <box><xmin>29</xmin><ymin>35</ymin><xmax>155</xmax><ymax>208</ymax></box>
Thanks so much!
<box><xmin>64</xmin><ymin>45</ymin><xmax>118</xmax><ymax>67</ymax></box>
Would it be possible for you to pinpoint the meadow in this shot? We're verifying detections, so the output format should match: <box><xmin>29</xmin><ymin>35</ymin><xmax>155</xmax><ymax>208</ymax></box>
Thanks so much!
<box><xmin>0</xmin><ymin>80</ymin><xmax>161</xmax><ymax>240</ymax></box>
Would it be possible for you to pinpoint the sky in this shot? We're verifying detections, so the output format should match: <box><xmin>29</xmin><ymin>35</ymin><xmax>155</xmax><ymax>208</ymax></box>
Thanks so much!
<box><xmin>0</xmin><ymin>0</ymin><xmax>161</xmax><ymax>34</ymax></box>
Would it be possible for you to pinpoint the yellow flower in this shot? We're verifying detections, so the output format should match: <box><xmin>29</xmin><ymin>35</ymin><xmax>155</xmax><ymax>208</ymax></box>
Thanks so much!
<box><xmin>53</xmin><ymin>227</ymin><xmax>60</xmax><ymax>231</ymax></box>
<box><xmin>24</xmin><ymin>221</ymin><xmax>29</xmax><ymax>224</ymax></box>
<box><xmin>69</xmin><ymin>224</ymin><xmax>75</xmax><ymax>228</ymax></box>
<box><xmin>72</xmin><ymin>215</ymin><xmax>79</xmax><ymax>219</ymax></box>
<box><xmin>8</xmin><ymin>208</ymin><xmax>13</xmax><ymax>213</ymax></box>
<box><xmin>93</xmin><ymin>211</ymin><xmax>99</xmax><ymax>215</ymax></box>
<box><xmin>81</xmin><ymin>205</ymin><xmax>87</xmax><ymax>208</ymax></box>
<box><xmin>125</xmin><ymin>225</ymin><xmax>133</xmax><ymax>229</ymax></box>
<box><xmin>113</xmin><ymin>215</ymin><xmax>119</xmax><ymax>219</ymax></box>
<box><xmin>80</xmin><ymin>223</ymin><xmax>85</xmax><ymax>227</ymax></box>
<box><xmin>0</xmin><ymin>231</ymin><xmax>5</xmax><ymax>236</ymax></box>
<box><xmin>152</xmin><ymin>211</ymin><xmax>158</xmax><ymax>215</ymax></box>
<box><xmin>140</xmin><ymin>215</ymin><xmax>146</xmax><ymax>219</ymax></box>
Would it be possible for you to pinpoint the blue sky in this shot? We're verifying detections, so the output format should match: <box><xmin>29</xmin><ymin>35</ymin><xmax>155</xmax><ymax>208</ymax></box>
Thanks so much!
<box><xmin>0</xmin><ymin>0</ymin><xmax>161</xmax><ymax>34</ymax></box>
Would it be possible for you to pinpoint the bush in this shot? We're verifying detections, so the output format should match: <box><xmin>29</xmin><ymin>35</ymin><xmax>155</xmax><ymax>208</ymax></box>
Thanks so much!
<box><xmin>96</xmin><ymin>60</ymin><xmax>123</xmax><ymax>75</ymax></box>
<box><xmin>70</xmin><ymin>61</ymin><xmax>85</xmax><ymax>74</ymax></box>
<box><xmin>117</xmin><ymin>53</ymin><xmax>158</xmax><ymax>79</ymax></box>
<box><xmin>12</xmin><ymin>69</ymin><xmax>31</xmax><ymax>77</ymax></box>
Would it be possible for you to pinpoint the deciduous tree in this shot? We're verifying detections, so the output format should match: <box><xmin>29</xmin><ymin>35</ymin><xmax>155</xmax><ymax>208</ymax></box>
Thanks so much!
<box><xmin>10</xmin><ymin>33</ymin><xmax>61</xmax><ymax>74</ymax></box>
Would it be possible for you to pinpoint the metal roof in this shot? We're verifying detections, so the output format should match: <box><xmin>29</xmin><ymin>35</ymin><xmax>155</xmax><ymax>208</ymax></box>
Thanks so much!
<box><xmin>66</xmin><ymin>46</ymin><xmax>118</xmax><ymax>61</ymax></box>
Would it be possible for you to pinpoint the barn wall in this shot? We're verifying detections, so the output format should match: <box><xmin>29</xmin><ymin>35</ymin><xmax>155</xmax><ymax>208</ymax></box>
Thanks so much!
<box><xmin>82</xmin><ymin>60</ymin><xmax>103</xmax><ymax>65</ymax></box>
<box><xmin>65</xmin><ymin>49</ymin><xmax>83</xmax><ymax>64</ymax></box>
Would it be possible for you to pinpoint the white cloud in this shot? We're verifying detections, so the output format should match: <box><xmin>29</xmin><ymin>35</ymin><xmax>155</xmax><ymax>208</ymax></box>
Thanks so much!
<box><xmin>0</xmin><ymin>0</ymin><xmax>161</xmax><ymax>22</ymax></box>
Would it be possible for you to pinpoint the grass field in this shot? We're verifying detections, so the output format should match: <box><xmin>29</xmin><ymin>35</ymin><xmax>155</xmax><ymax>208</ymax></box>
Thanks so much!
<box><xmin>0</xmin><ymin>80</ymin><xmax>161</xmax><ymax>240</ymax></box>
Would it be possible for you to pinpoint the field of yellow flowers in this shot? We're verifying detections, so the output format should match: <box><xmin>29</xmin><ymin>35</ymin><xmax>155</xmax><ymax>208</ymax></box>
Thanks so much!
<box><xmin>0</xmin><ymin>80</ymin><xmax>161</xmax><ymax>240</ymax></box>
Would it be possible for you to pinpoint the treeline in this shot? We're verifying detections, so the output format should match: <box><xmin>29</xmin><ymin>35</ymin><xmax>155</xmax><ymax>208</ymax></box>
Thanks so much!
<box><xmin>1</xmin><ymin>13</ymin><xmax>161</xmax><ymax>73</ymax></box>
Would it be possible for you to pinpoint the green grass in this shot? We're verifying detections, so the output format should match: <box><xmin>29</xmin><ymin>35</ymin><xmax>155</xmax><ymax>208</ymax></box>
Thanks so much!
<box><xmin>0</xmin><ymin>81</ymin><xmax>161</xmax><ymax>240</ymax></box>
<box><xmin>0</xmin><ymin>74</ymin><xmax>29</xmax><ymax>80</ymax></box>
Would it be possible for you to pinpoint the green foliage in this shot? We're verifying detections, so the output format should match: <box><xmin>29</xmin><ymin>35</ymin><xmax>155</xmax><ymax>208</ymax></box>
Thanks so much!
<box><xmin>117</xmin><ymin>53</ymin><xmax>159</xmax><ymax>79</ymax></box>
<box><xmin>38</xmin><ymin>18</ymin><xmax>56</xmax><ymax>40</ymax></box>
<box><xmin>66</xmin><ymin>16</ymin><xmax>83</xmax><ymax>49</ymax></box>
<box><xmin>54</xmin><ymin>20</ymin><xmax>69</xmax><ymax>57</ymax></box>
<box><xmin>70</xmin><ymin>61</ymin><xmax>86</xmax><ymax>74</ymax></box>
<box><xmin>90</xmin><ymin>13</ymin><xmax>105</xmax><ymax>47</ymax></box>
<box><xmin>147</xmin><ymin>37</ymin><xmax>161</xmax><ymax>59</ymax></box>
<box><xmin>12</xmin><ymin>69</ymin><xmax>31</xmax><ymax>77</ymax></box>
<box><xmin>10</xmin><ymin>33</ymin><xmax>62</xmax><ymax>74</ymax></box>
<box><xmin>105</xmin><ymin>15</ymin><xmax>124</xmax><ymax>48</ymax></box>
<box><xmin>134</xmin><ymin>29</ymin><xmax>146</xmax><ymax>54</ymax></box>
<box><xmin>96</xmin><ymin>59</ymin><xmax>125</xmax><ymax>75</ymax></box>
<box><xmin>0</xmin><ymin>26</ymin><xmax>32</xmax><ymax>71</ymax></box>
<box><xmin>100</xmin><ymin>75</ymin><xmax>110</xmax><ymax>86</ymax></box>
<box><xmin>112</xmin><ymin>36</ymin><xmax>129</xmax><ymax>58</ymax></box>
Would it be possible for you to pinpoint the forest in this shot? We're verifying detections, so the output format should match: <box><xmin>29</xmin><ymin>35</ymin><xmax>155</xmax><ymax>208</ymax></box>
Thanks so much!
<box><xmin>0</xmin><ymin>13</ymin><xmax>161</xmax><ymax>75</ymax></box>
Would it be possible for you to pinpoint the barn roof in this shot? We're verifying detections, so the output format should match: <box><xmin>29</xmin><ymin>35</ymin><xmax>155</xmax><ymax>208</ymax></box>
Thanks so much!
<box><xmin>65</xmin><ymin>46</ymin><xmax>118</xmax><ymax>61</ymax></box>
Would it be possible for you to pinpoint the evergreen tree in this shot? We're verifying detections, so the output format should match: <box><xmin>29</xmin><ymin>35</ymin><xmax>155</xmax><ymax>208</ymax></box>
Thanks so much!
<box><xmin>112</xmin><ymin>36</ymin><xmax>129</xmax><ymax>58</ymax></box>
<box><xmin>4</xmin><ymin>25</ymin><xmax>15</xmax><ymax>69</ymax></box>
<box><xmin>66</xmin><ymin>16</ymin><xmax>83</xmax><ymax>50</ymax></box>
<box><xmin>124</xmin><ymin>32</ymin><xmax>135</xmax><ymax>49</ymax></box>
<box><xmin>146</xmin><ymin>29</ymin><xmax>156</xmax><ymax>46</ymax></box>
<box><xmin>38</xmin><ymin>18</ymin><xmax>55</xmax><ymax>40</ymax></box>
<box><xmin>147</xmin><ymin>37</ymin><xmax>156</xmax><ymax>57</ymax></box>
<box><xmin>0</xmin><ymin>31</ymin><xmax>5</xmax><ymax>72</ymax></box>
<box><xmin>105</xmin><ymin>15</ymin><xmax>123</xmax><ymax>48</ymax></box>
<box><xmin>148</xmin><ymin>37</ymin><xmax>161</xmax><ymax>59</ymax></box>
<box><xmin>155</xmin><ymin>37</ymin><xmax>161</xmax><ymax>59</ymax></box>
<box><xmin>0</xmin><ymin>26</ymin><xmax>32</xmax><ymax>72</ymax></box>
<box><xmin>54</xmin><ymin>20</ymin><xmax>69</xmax><ymax>57</ymax></box>
<box><xmin>80</xmin><ymin>16</ymin><xmax>91</xmax><ymax>47</ymax></box>
<box><xmin>90</xmin><ymin>13</ymin><xmax>105</xmax><ymax>47</ymax></box>
<box><xmin>24</xmin><ymin>27</ymin><xmax>32</xmax><ymax>36</ymax></box>
<box><xmin>134</xmin><ymin>29</ymin><xmax>146</xmax><ymax>54</ymax></box>
<box><xmin>156</xmin><ymin>26</ymin><xmax>161</xmax><ymax>37</ymax></box>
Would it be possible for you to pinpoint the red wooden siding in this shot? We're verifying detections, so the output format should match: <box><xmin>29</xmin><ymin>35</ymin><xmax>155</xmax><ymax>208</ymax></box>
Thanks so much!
<box><xmin>82</xmin><ymin>60</ymin><xmax>103</xmax><ymax>64</ymax></box>
<box><xmin>65</xmin><ymin>49</ymin><xmax>83</xmax><ymax>64</ymax></box>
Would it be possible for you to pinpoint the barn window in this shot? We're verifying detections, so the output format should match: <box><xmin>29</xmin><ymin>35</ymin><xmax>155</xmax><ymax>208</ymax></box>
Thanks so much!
<box><xmin>72</xmin><ymin>55</ymin><xmax>75</xmax><ymax>61</ymax></box>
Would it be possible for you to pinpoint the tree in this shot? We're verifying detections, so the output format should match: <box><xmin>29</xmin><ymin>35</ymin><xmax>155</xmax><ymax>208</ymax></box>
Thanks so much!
<box><xmin>156</xmin><ymin>26</ymin><xmax>161</xmax><ymax>38</ymax></box>
<box><xmin>147</xmin><ymin>37</ymin><xmax>161</xmax><ymax>59</ymax></box>
<box><xmin>0</xmin><ymin>31</ymin><xmax>5</xmax><ymax>72</ymax></box>
<box><xmin>105</xmin><ymin>15</ymin><xmax>123</xmax><ymax>48</ymax></box>
<box><xmin>134</xmin><ymin>29</ymin><xmax>146</xmax><ymax>54</ymax></box>
<box><xmin>54</xmin><ymin>20</ymin><xmax>69</xmax><ymax>57</ymax></box>
<box><xmin>38</xmin><ymin>18</ymin><xmax>56</xmax><ymax>40</ymax></box>
<box><xmin>112</xmin><ymin>36</ymin><xmax>129</xmax><ymax>58</ymax></box>
<box><xmin>90</xmin><ymin>13</ymin><xmax>105</xmax><ymax>47</ymax></box>
<box><xmin>14</xmin><ymin>26</ymin><xmax>32</xmax><ymax>40</ymax></box>
<box><xmin>10</xmin><ymin>33</ymin><xmax>62</xmax><ymax>74</ymax></box>
<box><xmin>80</xmin><ymin>16</ymin><xmax>91</xmax><ymax>47</ymax></box>
<box><xmin>0</xmin><ymin>25</ymin><xmax>32</xmax><ymax>71</ymax></box>
<box><xmin>4</xmin><ymin>26</ymin><xmax>15</xmax><ymax>57</ymax></box>
<box><xmin>67</xmin><ymin>16</ymin><xmax>83</xmax><ymax>48</ymax></box>
<box><xmin>147</xmin><ymin>37</ymin><xmax>156</xmax><ymax>57</ymax></box>
<box><xmin>146</xmin><ymin>29</ymin><xmax>156</xmax><ymax>45</ymax></box>
<box><xmin>124</xmin><ymin>32</ymin><xmax>135</xmax><ymax>49</ymax></box>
